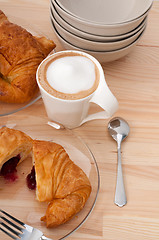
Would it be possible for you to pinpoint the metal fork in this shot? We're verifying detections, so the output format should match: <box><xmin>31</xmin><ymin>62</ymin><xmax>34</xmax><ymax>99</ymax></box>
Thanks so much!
<box><xmin>0</xmin><ymin>209</ymin><xmax>52</xmax><ymax>240</ymax></box>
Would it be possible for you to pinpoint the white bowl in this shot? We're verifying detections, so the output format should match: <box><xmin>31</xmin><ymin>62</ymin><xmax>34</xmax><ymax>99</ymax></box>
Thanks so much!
<box><xmin>50</xmin><ymin>1</ymin><xmax>147</xmax><ymax>42</ymax></box>
<box><xmin>52</xmin><ymin>0</ymin><xmax>152</xmax><ymax>36</ymax></box>
<box><xmin>51</xmin><ymin>18</ymin><xmax>146</xmax><ymax>63</ymax></box>
<box><xmin>50</xmin><ymin>12</ymin><xmax>146</xmax><ymax>52</ymax></box>
<box><xmin>57</xmin><ymin>0</ymin><xmax>152</xmax><ymax>25</ymax></box>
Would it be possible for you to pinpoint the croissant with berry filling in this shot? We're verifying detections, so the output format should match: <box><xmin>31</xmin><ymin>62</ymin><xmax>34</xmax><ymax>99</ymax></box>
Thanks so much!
<box><xmin>0</xmin><ymin>127</ymin><xmax>32</xmax><ymax>180</ymax></box>
<box><xmin>32</xmin><ymin>140</ymin><xmax>92</xmax><ymax>227</ymax></box>
<box><xmin>0</xmin><ymin>10</ymin><xmax>56</xmax><ymax>103</ymax></box>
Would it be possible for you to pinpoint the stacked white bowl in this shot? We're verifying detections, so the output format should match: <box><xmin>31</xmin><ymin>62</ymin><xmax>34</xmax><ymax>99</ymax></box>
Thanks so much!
<box><xmin>50</xmin><ymin>0</ymin><xmax>153</xmax><ymax>62</ymax></box>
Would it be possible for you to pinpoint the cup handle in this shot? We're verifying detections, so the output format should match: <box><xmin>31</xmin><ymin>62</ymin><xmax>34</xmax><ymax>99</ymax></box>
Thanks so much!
<box><xmin>80</xmin><ymin>70</ymin><xmax>118</xmax><ymax>125</ymax></box>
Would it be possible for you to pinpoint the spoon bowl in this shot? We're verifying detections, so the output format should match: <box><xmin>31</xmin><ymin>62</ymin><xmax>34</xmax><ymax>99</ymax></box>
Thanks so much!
<box><xmin>108</xmin><ymin>117</ymin><xmax>130</xmax><ymax>142</ymax></box>
<box><xmin>108</xmin><ymin>117</ymin><xmax>130</xmax><ymax>207</ymax></box>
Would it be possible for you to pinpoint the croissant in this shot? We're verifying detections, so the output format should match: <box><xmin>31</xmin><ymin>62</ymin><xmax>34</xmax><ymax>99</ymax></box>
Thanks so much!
<box><xmin>0</xmin><ymin>10</ymin><xmax>56</xmax><ymax>103</ymax></box>
<box><xmin>32</xmin><ymin>140</ymin><xmax>92</xmax><ymax>227</ymax></box>
<box><xmin>0</xmin><ymin>127</ymin><xmax>32</xmax><ymax>180</ymax></box>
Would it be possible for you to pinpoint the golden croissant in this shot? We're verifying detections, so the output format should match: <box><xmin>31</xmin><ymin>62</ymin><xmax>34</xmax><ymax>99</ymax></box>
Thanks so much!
<box><xmin>32</xmin><ymin>140</ymin><xmax>92</xmax><ymax>227</ymax></box>
<box><xmin>0</xmin><ymin>127</ymin><xmax>91</xmax><ymax>227</ymax></box>
<box><xmin>0</xmin><ymin>127</ymin><xmax>32</xmax><ymax>180</ymax></box>
<box><xmin>0</xmin><ymin>10</ymin><xmax>56</xmax><ymax>103</ymax></box>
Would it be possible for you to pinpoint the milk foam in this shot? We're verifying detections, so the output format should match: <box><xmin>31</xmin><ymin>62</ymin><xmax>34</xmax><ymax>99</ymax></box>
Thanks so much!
<box><xmin>46</xmin><ymin>56</ymin><xmax>96</xmax><ymax>94</ymax></box>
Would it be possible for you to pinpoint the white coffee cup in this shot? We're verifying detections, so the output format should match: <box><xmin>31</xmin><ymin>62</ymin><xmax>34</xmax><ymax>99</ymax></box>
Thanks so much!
<box><xmin>36</xmin><ymin>50</ymin><xmax>118</xmax><ymax>129</ymax></box>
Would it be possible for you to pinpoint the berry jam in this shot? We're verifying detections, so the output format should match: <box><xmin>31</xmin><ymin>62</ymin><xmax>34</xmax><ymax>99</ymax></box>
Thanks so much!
<box><xmin>26</xmin><ymin>166</ymin><xmax>36</xmax><ymax>190</ymax></box>
<box><xmin>0</xmin><ymin>154</ymin><xmax>21</xmax><ymax>182</ymax></box>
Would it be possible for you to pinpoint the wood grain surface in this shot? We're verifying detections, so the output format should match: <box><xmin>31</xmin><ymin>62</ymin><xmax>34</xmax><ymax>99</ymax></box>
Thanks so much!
<box><xmin>1</xmin><ymin>1</ymin><xmax>159</xmax><ymax>240</ymax></box>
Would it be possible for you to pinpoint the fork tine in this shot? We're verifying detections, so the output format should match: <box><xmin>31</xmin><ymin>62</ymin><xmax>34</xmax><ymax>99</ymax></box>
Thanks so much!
<box><xmin>0</xmin><ymin>222</ymin><xmax>20</xmax><ymax>239</ymax></box>
<box><xmin>0</xmin><ymin>226</ymin><xmax>17</xmax><ymax>240</ymax></box>
<box><xmin>0</xmin><ymin>209</ymin><xmax>24</xmax><ymax>227</ymax></box>
<box><xmin>1</xmin><ymin>216</ymin><xmax>23</xmax><ymax>231</ymax></box>
<box><xmin>0</xmin><ymin>210</ymin><xmax>46</xmax><ymax>240</ymax></box>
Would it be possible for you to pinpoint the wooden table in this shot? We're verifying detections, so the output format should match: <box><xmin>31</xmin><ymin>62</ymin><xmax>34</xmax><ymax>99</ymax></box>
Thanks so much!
<box><xmin>1</xmin><ymin>1</ymin><xmax>159</xmax><ymax>239</ymax></box>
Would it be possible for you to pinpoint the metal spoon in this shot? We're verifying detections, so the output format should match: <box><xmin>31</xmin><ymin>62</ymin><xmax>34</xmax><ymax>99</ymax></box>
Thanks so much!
<box><xmin>108</xmin><ymin>117</ymin><xmax>130</xmax><ymax>207</ymax></box>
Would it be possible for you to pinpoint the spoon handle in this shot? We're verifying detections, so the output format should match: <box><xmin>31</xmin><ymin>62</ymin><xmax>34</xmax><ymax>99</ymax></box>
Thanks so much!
<box><xmin>114</xmin><ymin>140</ymin><xmax>127</xmax><ymax>207</ymax></box>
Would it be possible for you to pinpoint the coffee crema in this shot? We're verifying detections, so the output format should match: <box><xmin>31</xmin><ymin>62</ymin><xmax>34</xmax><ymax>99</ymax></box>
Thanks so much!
<box><xmin>38</xmin><ymin>52</ymin><xmax>100</xmax><ymax>100</ymax></box>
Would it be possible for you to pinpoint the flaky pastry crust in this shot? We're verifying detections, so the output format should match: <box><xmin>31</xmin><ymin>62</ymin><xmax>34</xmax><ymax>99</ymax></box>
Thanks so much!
<box><xmin>33</xmin><ymin>140</ymin><xmax>92</xmax><ymax>227</ymax></box>
<box><xmin>0</xmin><ymin>127</ymin><xmax>33</xmax><ymax>169</ymax></box>
<box><xmin>0</xmin><ymin>10</ymin><xmax>56</xmax><ymax>103</ymax></box>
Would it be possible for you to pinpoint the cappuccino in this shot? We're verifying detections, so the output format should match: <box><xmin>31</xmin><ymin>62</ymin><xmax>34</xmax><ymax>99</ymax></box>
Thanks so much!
<box><xmin>38</xmin><ymin>52</ymin><xmax>99</xmax><ymax>100</ymax></box>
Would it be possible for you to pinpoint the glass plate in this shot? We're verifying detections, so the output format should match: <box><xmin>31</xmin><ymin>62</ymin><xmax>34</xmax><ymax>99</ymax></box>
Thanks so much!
<box><xmin>0</xmin><ymin>115</ymin><xmax>100</xmax><ymax>240</ymax></box>
<box><xmin>0</xmin><ymin>15</ymin><xmax>48</xmax><ymax>117</ymax></box>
